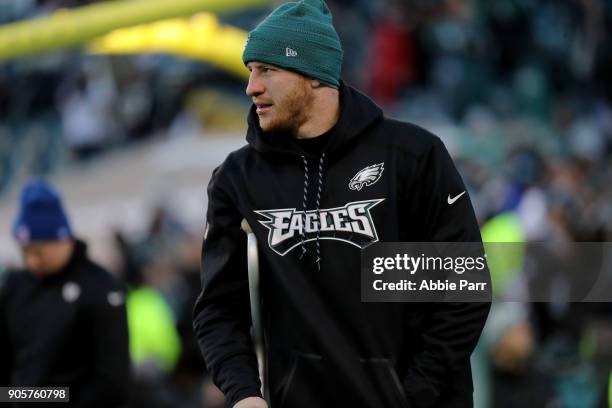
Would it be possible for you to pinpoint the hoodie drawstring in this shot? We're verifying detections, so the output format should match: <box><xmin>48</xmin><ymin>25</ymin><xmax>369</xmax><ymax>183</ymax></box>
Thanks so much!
<box><xmin>299</xmin><ymin>153</ymin><xmax>326</xmax><ymax>271</ymax></box>
<box><xmin>299</xmin><ymin>156</ymin><xmax>309</xmax><ymax>260</ymax></box>
<box><xmin>314</xmin><ymin>153</ymin><xmax>325</xmax><ymax>271</ymax></box>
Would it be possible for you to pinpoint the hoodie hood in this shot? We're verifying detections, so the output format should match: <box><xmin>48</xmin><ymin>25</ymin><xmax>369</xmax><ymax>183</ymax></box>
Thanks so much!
<box><xmin>246</xmin><ymin>81</ymin><xmax>383</xmax><ymax>161</ymax></box>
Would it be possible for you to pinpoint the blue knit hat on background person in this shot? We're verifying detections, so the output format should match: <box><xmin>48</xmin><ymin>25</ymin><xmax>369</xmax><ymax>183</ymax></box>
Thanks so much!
<box><xmin>242</xmin><ymin>0</ymin><xmax>343</xmax><ymax>87</ymax></box>
<box><xmin>12</xmin><ymin>179</ymin><xmax>73</xmax><ymax>245</ymax></box>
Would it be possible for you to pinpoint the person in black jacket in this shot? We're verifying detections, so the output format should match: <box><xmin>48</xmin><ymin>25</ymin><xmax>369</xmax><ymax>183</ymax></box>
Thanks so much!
<box><xmin>193</xmin><ymin>1</ymin><xmax>491</xmax><ymax>407</ymax></box>
<box><xmin>0</xmin><ymin>179</ymin><xmax>130</xmax><ymax>407</ymax></box>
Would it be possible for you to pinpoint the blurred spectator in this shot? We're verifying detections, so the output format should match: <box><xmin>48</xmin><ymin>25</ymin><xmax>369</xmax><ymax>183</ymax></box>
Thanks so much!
<box><xmin>0</xmin><ymin>178</ymin><xmax>130</xmax><ymax>407</ymax></box>
<box><xmin>113</xmin><ymin>206</ymin><xmax>209</xmax><ymax>408</ymax></box>
<box><xmin>58</xmin><ymin>70</ymin><xmax>118</xmax><ymax>160</ymax></box>
<box><xmin>366</xmin><ymin>1</ymin><xmax>417</xmax><ymax>106</ymax></box>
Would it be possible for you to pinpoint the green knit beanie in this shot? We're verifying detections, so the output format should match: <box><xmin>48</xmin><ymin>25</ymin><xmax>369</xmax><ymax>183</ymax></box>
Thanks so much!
<box><xmin>242</xmin><ymin>0</ymin><xmax>343</xmax><ymax>87</ymax></box>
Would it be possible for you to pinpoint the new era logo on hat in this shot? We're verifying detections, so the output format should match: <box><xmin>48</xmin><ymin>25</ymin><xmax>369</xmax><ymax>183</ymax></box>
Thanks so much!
<box><xmin>285</xmin><ymin>47</ymin><xmax>298</xmax><ymax>57</ymax></box>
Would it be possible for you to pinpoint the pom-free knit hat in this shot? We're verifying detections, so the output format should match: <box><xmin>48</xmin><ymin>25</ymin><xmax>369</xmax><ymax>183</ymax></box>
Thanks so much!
<box><xmin>242</xmin><ymin>0</ymin><xmax>343</xmax><ymax>87</ymax></box>
<box><xmin>12</xmin><ymin>178</ymin><xmax>73</xmax><ymax>245</ymax></box>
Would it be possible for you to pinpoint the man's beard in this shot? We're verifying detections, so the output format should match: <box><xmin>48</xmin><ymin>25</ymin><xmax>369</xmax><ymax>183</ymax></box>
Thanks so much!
<box><xmin>260</xmin><ymin>86</ymin><xmax>310</xmax><ymax>134</ymax></box>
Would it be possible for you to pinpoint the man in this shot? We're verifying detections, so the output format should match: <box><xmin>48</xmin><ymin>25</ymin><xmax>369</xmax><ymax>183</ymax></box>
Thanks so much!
<box><xmin>193</xmin><ymin>0</ymin><xmax>491</xmax><ymax>407</ymax></box>
<box><xmin>0</xmin><ymin>179</ymin><xmax>130</xmax><ymax>407</ymax></box>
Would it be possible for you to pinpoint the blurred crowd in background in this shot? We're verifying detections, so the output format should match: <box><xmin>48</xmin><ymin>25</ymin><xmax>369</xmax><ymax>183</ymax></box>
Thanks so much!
<box><xmin>1</xmin><ymin>0</ymin><xmax>612</xmax><ymax>407</ymax></box>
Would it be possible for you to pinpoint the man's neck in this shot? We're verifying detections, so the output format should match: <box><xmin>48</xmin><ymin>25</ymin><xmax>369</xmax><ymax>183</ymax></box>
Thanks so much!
<box><xmin>294</xmin><ymin>88</ymin><xmax>340</xmax><ymax>140</ymax></box>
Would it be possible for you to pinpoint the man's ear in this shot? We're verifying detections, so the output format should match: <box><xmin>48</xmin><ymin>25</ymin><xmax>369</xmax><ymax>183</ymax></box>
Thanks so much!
<box><xmin>310</xmin><ymin>78</ymin><xmax>322</xmax><ymax>88</ymax></box>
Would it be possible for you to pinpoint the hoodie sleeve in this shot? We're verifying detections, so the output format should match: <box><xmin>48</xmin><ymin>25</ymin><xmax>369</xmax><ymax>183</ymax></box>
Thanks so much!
<box><xmin>192</xmin><ymin>165</ymin><xmax>262</xmax><ymax>407</ymax></box>
<box><xmin>402</xmin><ymin>137</ymin><xmax>491</xmax><ymax>407</ymax></box>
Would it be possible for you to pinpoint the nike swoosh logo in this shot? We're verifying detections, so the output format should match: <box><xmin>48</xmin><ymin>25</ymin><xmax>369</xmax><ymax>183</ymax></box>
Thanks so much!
<box><xmin>447</xmin><ymin>191</ymin><xmax>466</xmax><ymax>205</ymax></box>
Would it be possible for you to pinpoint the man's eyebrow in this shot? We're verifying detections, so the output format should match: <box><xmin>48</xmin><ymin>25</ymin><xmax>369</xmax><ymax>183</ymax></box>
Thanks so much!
<box><xmin>248</xmin><ymin>62</ymin><xmax>277</xmax><ymax>71</ymax></box>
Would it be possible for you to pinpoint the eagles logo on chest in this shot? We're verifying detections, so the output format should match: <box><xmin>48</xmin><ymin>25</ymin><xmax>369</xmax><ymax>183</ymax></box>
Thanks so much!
<box><xmin>349</xmin><ymin>163</ymin><xmax>384</xmax><ymax>191</ymax></box>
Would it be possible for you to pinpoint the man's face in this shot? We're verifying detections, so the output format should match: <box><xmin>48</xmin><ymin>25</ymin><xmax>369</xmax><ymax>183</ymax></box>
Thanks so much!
<box><xmin>20</xmin><ymin>240</ymin><xmax>74</xmax><ymax>278</ymax></box>
<box><xmin>246</xmin><ymin>62</ymin><xmax>313</xmax><ymax>134</ymax></box>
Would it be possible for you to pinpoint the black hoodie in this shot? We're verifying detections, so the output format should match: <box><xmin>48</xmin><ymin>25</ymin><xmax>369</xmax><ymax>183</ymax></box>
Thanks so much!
<box><xmin>193</xmin><ymin>83</ymin><xmax>491</xmax><ymax>408</ymax></box>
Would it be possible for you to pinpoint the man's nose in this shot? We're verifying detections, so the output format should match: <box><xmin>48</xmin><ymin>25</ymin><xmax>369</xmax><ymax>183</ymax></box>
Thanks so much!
<box><xmin>246</xmin><ymin>72</ymin><xmax>264</xmax><ymax>97</ymax></box>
